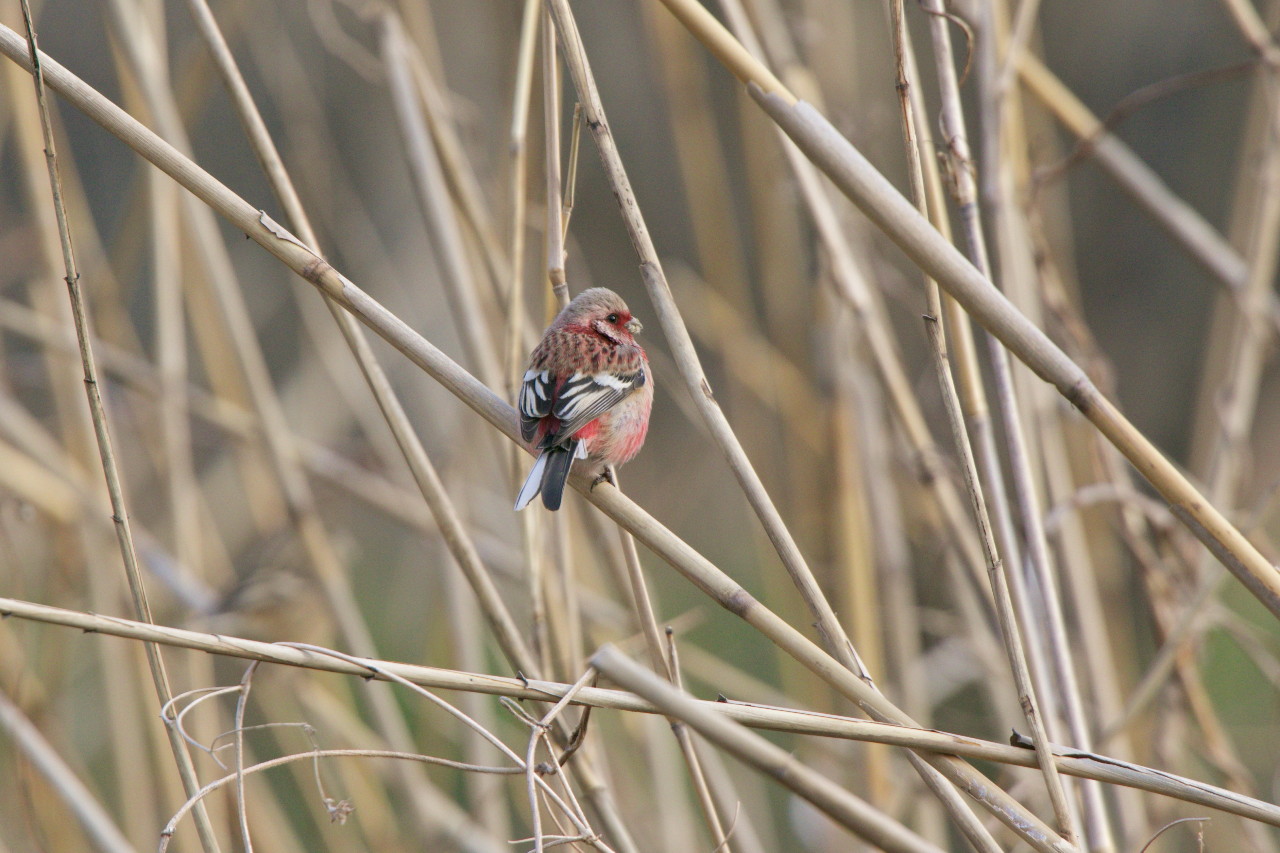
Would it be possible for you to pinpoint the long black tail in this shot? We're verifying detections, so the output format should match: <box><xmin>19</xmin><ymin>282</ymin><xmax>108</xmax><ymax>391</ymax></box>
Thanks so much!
<box><xmin>539</xmin><ymin>442</ymin><xmax>577</xmax><ymax>511</ymax></box>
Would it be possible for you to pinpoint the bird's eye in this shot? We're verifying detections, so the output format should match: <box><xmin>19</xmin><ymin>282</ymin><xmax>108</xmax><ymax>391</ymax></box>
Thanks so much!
<box><xmin>606</xmin><ymin>313</ymin><xmax>620</xmax><ymax>324</ymax></box>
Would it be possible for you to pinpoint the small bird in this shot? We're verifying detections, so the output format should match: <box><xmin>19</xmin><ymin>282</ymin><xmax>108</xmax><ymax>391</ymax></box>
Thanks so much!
<box><xmin>515</xmin><ymin>288</ymin><xmax>653</xmax><ymax>511</ymax></box>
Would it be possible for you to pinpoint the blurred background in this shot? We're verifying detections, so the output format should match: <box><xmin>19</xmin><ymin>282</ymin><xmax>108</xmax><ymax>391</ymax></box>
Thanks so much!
<box><xmin>1</xmin><ymin>0</ymin><xmax>1279</xmax><ymax>851</ymax></box>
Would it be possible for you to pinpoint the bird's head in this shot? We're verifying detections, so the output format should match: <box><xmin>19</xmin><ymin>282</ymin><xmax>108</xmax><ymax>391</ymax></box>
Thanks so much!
<box><xmin>562</xmin><ymin>287</ymin><xmax>643</xmax><ymax>343</ymax></box>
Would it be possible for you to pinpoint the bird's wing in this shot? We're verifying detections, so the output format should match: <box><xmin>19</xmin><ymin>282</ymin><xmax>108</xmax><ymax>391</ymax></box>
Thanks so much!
<box><xmin>551</xmin><ymin>366</ymin><xmax>646</xmax><ymax>442</ymax></box>
<box><xmin>518</xmin><ymin>368</ymin><xmax>555</xmax><ymax>442</ymax></box>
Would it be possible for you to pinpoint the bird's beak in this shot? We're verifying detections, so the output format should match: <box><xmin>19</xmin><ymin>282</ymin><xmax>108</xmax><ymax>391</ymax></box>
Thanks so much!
<box><xmin>626</xmin><ymin>318</ymin><xmax>643</xmax><ymax>334</ymax></box>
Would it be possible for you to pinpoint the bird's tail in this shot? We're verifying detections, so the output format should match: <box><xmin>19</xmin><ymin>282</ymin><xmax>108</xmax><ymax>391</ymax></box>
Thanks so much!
<box><xmin>514</xmin><ymin>440</ymin><xmax>587</xmax><ymax>511</ymax></box>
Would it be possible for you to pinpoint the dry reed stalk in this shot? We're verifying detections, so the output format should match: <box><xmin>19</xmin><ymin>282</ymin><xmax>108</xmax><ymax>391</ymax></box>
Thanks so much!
<box><xmin>4</xmin><ymin>41</ymin><xmax>191</xmax><ymax>848</ymax></box>
<box><xmin>915</xmin><ymin>0</ymin><xmax>1079</xmax><ymax>840</ymax></box>
<box><xmin>381</xmin><ymin>15</ymin><xmax>503</xmax><ymax>391</ymax></box>
<box><xmin>726</xmin><ymin>0</ymin><xmax>1007</xmax><ymax>843</ymax></box>
<box><xmin>727</xmin><ymin>0</ymin><xmax>1001</xmax><ymax>658</ymax></box>
<box><xmin>978</xmin><ymin>6</ymin><xmax>1135</xmax><ymax>847</ymax></box>
<box><xmin>16</xmin><ymin>5</ymin><xmax>224</xmax><ymax>851</ymax></box>
<box><xmin>4</xmin><ymin>594</ymin><xmax>1280</xmax><ymax>827</ymax></box>
<box><xmin>640</xmin><ymin>1</ymin><xmax>751</xmax><ymax>304</ymax></box>
<box><xmin>0</xmin><ymin>689</ymin><xmax>136</xmax><ymax>853</ymax></box>
<box><xmin>542</xmin><ymin>8</ymin><xmax>569</xmax><ymax>314</ymax></box>
<box><xmin>502</xmin><ymin>0</ymin><xmax>539</xmax><ymax>405</ymax></box>
<box><xmin>592</xmin><ymin>644</ymin><xmax>946</xmax><ymax>853</ymax></box>
<box><xmin>756</xmin><ymin>12</ymin><xmax>1022</xmax><ymax>764</ymax></box>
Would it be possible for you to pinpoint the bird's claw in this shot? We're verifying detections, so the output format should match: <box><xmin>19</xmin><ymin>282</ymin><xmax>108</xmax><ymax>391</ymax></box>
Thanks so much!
<box><xmin>590</xmin><ymin>467</ymin><xmax>617</xmax><ymax>490</ymax></box>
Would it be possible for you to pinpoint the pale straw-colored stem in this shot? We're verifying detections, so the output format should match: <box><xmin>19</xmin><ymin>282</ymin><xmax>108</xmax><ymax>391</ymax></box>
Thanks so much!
<box><xmin>4</xmin><ymin>594</ymin><xmax>1278</xmax><ymax>827</ymax></box>
<box><xmin>542</xmin><ymin>11</ymin><xmax>569</xmax><ymax>312</ymax></box>
<box><xmin>503</xmin><ymin>0</ymin><xmax>540</xmax><ymax>397</ymax></box>
<box><xmin>0</xmin><ymin>690</ymin><xmax>136</xmax><ymax>853</ymax></box>
<box><xmin>16</xmin><ymin>6</ymin><xmax>222</xmax><ymax>851</ymax></box>
<box><xmin>924</xmin><ymin>311</ymin><xmax>1079</xmax><ymax>849</ymax></box>
<box><xmin>380</xmin><ymin>16</ymin><xmax>502</xmax><ymax>389</ymax></box>
<box><xmin>716</xmin><ymin>3</ymin><xmax>1003</xmax><ymax>846</ymax></box>
<box><xmin>663</xmin><ymin>631</ymin><xmax>733</xmax><ymax>852</ymax></box>
<box><xmin>919</xmin><ymin>0</ymin><xmax>1079</xmax><ymax>840</ymax></box>
<box><xmin>980</xmin><ymin>11</ymin><xmax>1120</xmax><ymax>853</ymax></box>
<box><xmin>592</xmin><ymin>645</ymin><xmax>946</xmax><ymax>853</ymax></box>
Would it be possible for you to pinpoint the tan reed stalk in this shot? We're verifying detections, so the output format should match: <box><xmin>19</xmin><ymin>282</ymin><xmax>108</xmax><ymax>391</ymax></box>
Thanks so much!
<box><xmin>725</xmin><ymin>0</ymin><xmax>998</xmax><ymax>627</ymax></box>
<box><xmin>730</xmin><ymin>5</ymin><xmax>1019</xmax><ymax>752</ymax></box>
<box><xmin>3</xmin><ymin>55</ymin><xmax>182</xmax><ymax>842</ymax></box>
<box><xmin>150</xmin><ymin>78</ymin><xmax>201</xmax><ymax>601</ymax></box>
<box><xmin>542</xmin><ymin>11</ymin><xmax>569</xmax><ymax>314</ymax></box>
<box><xmin>664</xmin><ymin>630</ymin><xmax>734</xmax><ymax>851</ymax></box>
<box><xmin>916</xmin><ymin>0</ymin><xmax>1081</xmax><ymax>841</ymax></box>
<box><xmin>0</xmin><ymin>689</ymin><xmax>135</xmax><ymax>853</ymax></box>
<box><xmin>988</xmin><ymin>13</ymin><xmax>1152</xmax><ymax>845</ymax></box>
<box><xmin>396</xmin><ymin>25</ymin><xmax>510</xmax><ymax>309</ymax></box>
<box><xmin>592</xmin><ymin>644</ymin><xmax>947</xmax><ymax>853</ymax></box>
<box><xmin>924</xmin><ymin>305</ymin><xmax>1080</xmax><ymax>846</ymax></box>
<box><xmin>140</xmin><ymin>6</ymin><xmax>267</xmax><ymax>842</ymax></box>
<box><xmin>1194</xmin><ymin>42</ymin><xmax>1280</xmax><ymax>533</ymax></box>
<box><xmin>601</xmin><ymin>472</ymin><xmax>738</xmax><ymax>851</ymax></box>
<box><xmin>16</xmin><ymin>5</ymin><xmax>224</xmax><ymax>852</ymax></box>
<box><xmin>979</xmin><ymin>6</ymin><xmax>1138</xmax><ymax>848</ymax></box>
<box><xmin>380</xmin><ymin>16</ymin><xmax>502</xmax><ymax>390</ymax></box>
<box><xmin>5</xmin><ymin>593</ymin><xmax>1280</xmax><ymax>827</ymax></box>
<box><xmin>503</xmin><ymin>0</ymin><xmax>539</xmax><ymax>402</ymax></box>
<box><xmin>640</xmin><ymin>0</ymin><xmax>751</xmax><ymax>304</ymax></box>
<box><xmin>876</xmin><ymin>4</ymin><xmax>997</xmax><ymax>777</ymax></box>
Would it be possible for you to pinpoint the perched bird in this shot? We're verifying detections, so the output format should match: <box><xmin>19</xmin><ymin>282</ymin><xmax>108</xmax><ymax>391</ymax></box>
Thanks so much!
<box><xmin>515</xmin><ymin>288</ymin><xmax>653</xmax><ymax>511</ymax></box>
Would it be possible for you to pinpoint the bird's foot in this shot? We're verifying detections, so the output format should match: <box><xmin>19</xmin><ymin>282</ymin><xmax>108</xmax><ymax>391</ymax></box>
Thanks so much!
<box><xmin>590</xmin><ymin>466</ymin><xmax>617</xmax><ymax>490</ymax></box>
